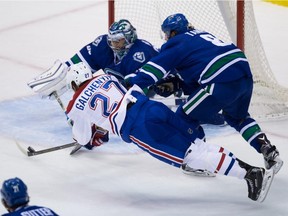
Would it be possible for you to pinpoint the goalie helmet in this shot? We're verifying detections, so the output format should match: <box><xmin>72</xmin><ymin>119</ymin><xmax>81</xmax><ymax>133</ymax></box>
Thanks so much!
<box><xmin>66</xmin><ymin>62</ymin><xmax>93</xmax><ymax>90</ymax></box>
<box><xmin>107</xmin><ymin>19</ymin><xmax>138</xmax><ymax>59</ymax></box>
<box><xmin>161</xmin><ymin>13</ymin><xmax>189</xmax><ymax>40</ymax></box>
<box><xmin>1</xmin><ymin>177</ymin><xmax>29</xmax><ymax>208</ymax></box>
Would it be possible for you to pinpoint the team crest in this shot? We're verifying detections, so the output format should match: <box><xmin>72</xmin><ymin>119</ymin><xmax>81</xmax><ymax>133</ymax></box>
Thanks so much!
<box><xmin>92</xmin><ymin>35</ymin><xmax>103</xmax><ymax>47</ymax></box>
<box><xmin>133</xmin><ymin>52</ymin><xmax>145</xmax><ymax>63</ymax></box>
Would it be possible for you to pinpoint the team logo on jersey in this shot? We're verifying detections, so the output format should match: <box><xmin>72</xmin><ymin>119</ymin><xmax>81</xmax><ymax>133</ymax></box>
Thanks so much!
<box><xmin>133</xmin><ymin>52</ymin><xmax>145</xmax><ymax>63</ymax></box>
<box><xmin>92</xmin><ymin>36</ymin><xmax>103</xmax><ymax>47</ymax></box>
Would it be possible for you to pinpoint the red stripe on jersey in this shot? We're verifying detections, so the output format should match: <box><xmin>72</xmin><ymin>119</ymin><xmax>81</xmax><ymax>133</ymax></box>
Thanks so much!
<box><xmin>130</xmin><ymin>136</ymin><xmax>183</xmax><ymax>164</ymax></box>
<box><xmin>215</xmin><ymin>147</ymin><xmax>226</xmax><ymax>174</ymax></box>
<box><xmin>108</xmin><ymin>96</ymin><xmax>124</xmax><ymax>135</ymax></box>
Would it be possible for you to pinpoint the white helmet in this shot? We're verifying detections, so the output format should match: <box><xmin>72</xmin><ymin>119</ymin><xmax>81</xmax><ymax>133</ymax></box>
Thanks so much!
<box><xmin>66</xmin><ymin>62</ymin><xmax>93</xmax><ymax>90</ymax></box>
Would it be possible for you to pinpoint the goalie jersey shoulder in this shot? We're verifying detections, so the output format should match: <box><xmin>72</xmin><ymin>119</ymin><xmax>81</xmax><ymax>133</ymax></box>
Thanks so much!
<box><xmin>68</xmin><ymin>34</ymin><xmax>114</xmax><ymax>72</ymax></box>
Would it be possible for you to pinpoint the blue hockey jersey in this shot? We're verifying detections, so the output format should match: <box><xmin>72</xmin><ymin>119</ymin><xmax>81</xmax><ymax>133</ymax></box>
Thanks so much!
<box><xmin>104</xmin><ymin>39</ymin><xmax>159</xmax><ymax>81</ymax></box>
<box><xmin>128</xmin><ymin>29</ymin><xmax>252</xmax><ymax>89</ymax></box>
<box><xmin>65</xmin><ymin>35</ymin><xmax>159</xmax><ymax>81</ymax></box>
<box><xmin>65</xmin><ymin>35</ymin><xmax>114</xmax><ymax>72</ymax></box>
<box><xmin>2</xmin><ymin>205</ymin><xmax>59</xmax><ymax>216</ymax></box>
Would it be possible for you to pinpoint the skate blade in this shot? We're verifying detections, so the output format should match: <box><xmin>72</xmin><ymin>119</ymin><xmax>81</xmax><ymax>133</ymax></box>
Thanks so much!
<box><xmin>257</xmin><ymin>168</ymin><xmax>275</xmax><ymax>203</ymax></box>
<box><xmin>182</xmin><ymin>169</ymin><xmax>216</xmax><ymax>177</ymax></box>
<box><xmin>273</xmin><ymin>157</ymin><xmax>283</xmax><ymax>174</ymax></box>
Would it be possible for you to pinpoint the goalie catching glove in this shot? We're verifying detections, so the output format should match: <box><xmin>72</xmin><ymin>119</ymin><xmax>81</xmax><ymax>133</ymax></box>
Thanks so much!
<box><xmin>84</xmin><ymin>125</ymin><xmax>109</xmax><ymax>150</ymax></box>
<box><xmin>27</xmin><ymin>60</ymin><xmax>68</xmax><ymax>99</ymax></box>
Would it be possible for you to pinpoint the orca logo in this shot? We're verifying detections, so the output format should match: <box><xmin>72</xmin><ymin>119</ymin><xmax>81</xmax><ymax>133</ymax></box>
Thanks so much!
<box><xmin>92</xmin><ymin>35</ymin><xmax>103</xmax><ymax>47</ymax></box>
<box><xmin>133</xmin><ymin>52</ymin><xmax>145</xmax><ymax>63</ymax></box>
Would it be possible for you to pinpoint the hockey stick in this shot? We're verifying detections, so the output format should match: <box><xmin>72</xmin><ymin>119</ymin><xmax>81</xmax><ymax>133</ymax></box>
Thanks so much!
<box><xmin>52</xmin><ymin>91</ymin><xmax>66</xmax><ymax>111</ymax></box>
<box><xmin>51</xmin><ymin>91</ymin><xmax>109</xmax><ymax>156</ymax></box>
<box><xmin>52</xmin><ymin>90</ymin><xmax>74</xmax><ymax>127</ymax></box>
<box><xmin>51</xmin><ymin>91</ymin><xmax>83</xmax><ymax>155</ymax></box>
<box><xmin>16</xmin><ymin>140</ymin><xmax>78</xmax><ymax>157</ymax></box>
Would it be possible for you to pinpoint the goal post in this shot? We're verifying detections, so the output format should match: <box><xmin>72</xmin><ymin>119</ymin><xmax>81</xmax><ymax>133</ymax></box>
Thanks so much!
<box><xmin>108</xmin><ymin>0</ymin><xmax>288</xmax><ymax>120</ymax></box>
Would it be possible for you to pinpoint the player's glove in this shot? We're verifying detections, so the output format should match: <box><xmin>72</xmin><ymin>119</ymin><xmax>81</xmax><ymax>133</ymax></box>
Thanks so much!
<box><xmin>152</xmin><ymin>74</ymin><xmax>183</xmax><ymax>97</ymax></box>
<box><xmin>84</xmin><ymin>125</ymin><xmax>109</xmax><ymax>150</ymax></box>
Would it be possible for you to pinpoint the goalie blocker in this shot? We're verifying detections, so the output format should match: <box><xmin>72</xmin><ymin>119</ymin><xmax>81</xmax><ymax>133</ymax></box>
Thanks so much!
<box><xmin>27</xmin><ymin>60</ymin><xmax>68</xmax><ymax>99</ymax></box>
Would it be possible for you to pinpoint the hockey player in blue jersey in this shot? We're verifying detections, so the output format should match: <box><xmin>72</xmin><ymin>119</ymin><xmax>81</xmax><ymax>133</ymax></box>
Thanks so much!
<box><xmin>124</xmin><ymin>13</ymin><xmax>283</xmax><ymax>174</ymax></box>
<box><xmin>64</xmin><ymin>62</ymin><xmax>274</xmax><ymax>202</ymax></box>
<box><xmin>65</xmin><ymin>19</ymin><xmax>159</xmax><ymax>83</ymax></box>
<box><xmin>1</xmin><ymin>177</ymin><xmax>59</xmax><ymax>216</ymax></box>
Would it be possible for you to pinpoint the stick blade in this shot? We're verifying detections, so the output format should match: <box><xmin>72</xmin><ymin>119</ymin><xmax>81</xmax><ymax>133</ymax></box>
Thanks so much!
<box><xmin>70</xmin><ymin>144</ymin><xmax>83</xmax><ymax>155</ymax></box>
<box><xmin>14</xmin><ymin>140</ymin><xmax>29</xmax><ymax>156</ymax></box>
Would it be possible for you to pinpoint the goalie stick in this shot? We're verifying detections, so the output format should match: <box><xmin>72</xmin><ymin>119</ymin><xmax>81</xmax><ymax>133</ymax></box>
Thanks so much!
<box><xmin>15</xmin><ymin>140</ymin><xmax>78</xmax><ymax>157</ymax></box>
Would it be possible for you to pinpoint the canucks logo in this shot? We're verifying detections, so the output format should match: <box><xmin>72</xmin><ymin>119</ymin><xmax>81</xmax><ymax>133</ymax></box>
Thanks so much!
<box><xmin>133</xmin><ymin>52</ymin><xmax>145</xmax><ymax>63</ymax></box>
<box><xmin>92</xmin><ymin>35</ymin><xmax>103</xmax><ymax>47</ymax></box>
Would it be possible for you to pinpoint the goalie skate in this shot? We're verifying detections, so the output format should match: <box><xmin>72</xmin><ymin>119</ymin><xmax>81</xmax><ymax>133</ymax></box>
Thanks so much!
<box><xmin>181</xmin><ymin>164</ymin><xmax>216</xmax><ymax>177</ymax></box>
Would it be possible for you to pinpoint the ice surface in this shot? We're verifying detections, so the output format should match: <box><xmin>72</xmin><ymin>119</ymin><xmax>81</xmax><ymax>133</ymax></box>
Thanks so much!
<box><xmin>0</xmin><ymin>1</ymin><xmax>287</xmax><ymax>215</ymax></box>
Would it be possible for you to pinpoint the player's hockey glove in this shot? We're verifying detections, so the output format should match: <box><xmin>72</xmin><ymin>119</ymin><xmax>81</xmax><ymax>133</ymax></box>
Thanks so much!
<box><xmin>122</xmin><ymin>78</ymin><xmax>132</xmax><ymax>90</ymax></box>
<box><xmin>152</xmin><ymin>74</ymin><xmax>183</xmax><ymax>97</ymax></box>
<box><xmin>84</xmin><ymin>125</ymin><xmax>109</xmax><ymax>150</ymax></box>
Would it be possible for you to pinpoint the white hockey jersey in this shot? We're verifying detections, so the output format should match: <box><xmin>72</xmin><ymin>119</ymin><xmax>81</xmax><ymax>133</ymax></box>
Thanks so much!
<box><xmin>66</xmin><ymin>74</ymin><xmax>141</xmax><ymax>145</ymax></box>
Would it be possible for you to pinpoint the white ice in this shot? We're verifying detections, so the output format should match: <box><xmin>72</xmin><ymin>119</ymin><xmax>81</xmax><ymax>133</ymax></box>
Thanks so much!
<box><xmin>0</xmin><ymin>1</ymin><xmax>287</xmax><ymax>216</ymax></box>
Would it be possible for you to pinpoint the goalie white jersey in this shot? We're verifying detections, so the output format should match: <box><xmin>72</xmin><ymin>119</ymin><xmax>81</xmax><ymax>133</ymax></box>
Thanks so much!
<box><xmin>66</xmin><ymin>74</ymin><xmax>140</xmax><ymax>145</ymax></box>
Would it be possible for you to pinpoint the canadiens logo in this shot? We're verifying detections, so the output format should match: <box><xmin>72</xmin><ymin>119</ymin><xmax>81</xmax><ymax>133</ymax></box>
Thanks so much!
<box><xmin>133</xmin><ymin>52</ymin><xmax>145</xmax><ymax>63</ymax></box>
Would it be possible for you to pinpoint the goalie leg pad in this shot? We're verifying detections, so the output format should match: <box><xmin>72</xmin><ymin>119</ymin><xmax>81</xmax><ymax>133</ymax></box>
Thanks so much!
<box><xmin>27</xmin><ymin>60</ymin><xmax>68</xmax><ymax>98</ymax></box>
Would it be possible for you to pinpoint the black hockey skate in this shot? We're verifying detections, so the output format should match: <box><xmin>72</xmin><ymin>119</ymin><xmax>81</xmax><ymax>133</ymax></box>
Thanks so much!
<box><xmin>181</xmin><ymin>164</ymin><xmax>216</xmax><ymax>177</ymax></box>
<box><xmin>244</xmin><ymin>167</ymin><xmax>274</xmax><ymax>202</ymax></box>
<box><xmin>258</xmin><ymin>134</ymin><xmax>283</xmax><ymax>174</ymax></box>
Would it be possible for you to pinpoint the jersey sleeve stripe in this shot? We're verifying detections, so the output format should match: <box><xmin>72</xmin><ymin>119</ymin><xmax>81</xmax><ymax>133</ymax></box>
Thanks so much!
<box><xmin>142</xmin><ymin>61</ymin><xmax>167</xmax><ymax>79</ymax></box>
<box><xmin>130</xmin><ymin>135</ymin><xmax>183</xmax><ymax>167</ymax></box>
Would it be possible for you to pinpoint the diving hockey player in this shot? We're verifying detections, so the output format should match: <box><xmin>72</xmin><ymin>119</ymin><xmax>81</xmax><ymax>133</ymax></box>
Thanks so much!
<box><xmin>123</xmin><ymin>13</ymin><xmax>283</xmax><ymax>174</ymax></box>
<box><xmin>64</xmin><ymin>62</ymin><xmax>275</xmax><ymax>203</ymax></box>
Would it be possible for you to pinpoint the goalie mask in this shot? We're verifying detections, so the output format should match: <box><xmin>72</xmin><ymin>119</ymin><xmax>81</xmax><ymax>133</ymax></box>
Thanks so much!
<box><xmin>66</xmin><ymin>62</ymin><xmax>93</xmax><ymax>90</ymax></box>
<box><xmin>161</xmin><ymin>13</ymin><xmax>190</xmax><ymax>40</ymax></box>
<box><xmin>1</xmin><ymin>177</ymin><xmax>29</xmax><ymax>209</ymax></box>
<box><xmin>107</xmin><ymin>19</ymin><xmax>138</xmax><ymax>60</ymax></box>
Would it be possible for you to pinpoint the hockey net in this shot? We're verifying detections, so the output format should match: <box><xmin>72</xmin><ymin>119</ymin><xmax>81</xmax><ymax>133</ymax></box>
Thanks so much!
<box><xmin>111</xmin><ymin>0</ymin><xmax>288</xmax><ymax>120</ymax></box>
